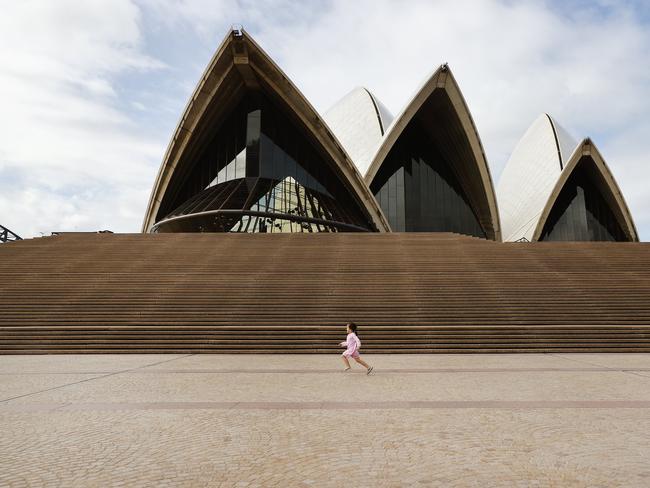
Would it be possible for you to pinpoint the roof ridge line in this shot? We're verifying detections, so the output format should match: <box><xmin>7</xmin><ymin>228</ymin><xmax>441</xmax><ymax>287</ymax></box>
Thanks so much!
<box><xmin>362</xmin><ymin>87</ymin><xmax>385</xmax><ymax>136</ymax></box>
<box><xmin>545</xmin><ymin>113</ymin><xmax>564</xmax><ymax>171</ymax></box>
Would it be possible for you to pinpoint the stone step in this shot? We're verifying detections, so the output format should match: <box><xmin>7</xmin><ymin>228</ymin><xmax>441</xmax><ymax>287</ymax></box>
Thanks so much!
<box><xmin>2</xmin><ymin>232</ymin><xmax>650</xmax><ymax>354</ymax></box>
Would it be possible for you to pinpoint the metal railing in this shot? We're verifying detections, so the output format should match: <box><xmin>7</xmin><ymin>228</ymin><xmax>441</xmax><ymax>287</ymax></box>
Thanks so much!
<box><xmin>0</xmin><ymin>225</ymin><xmax>22</xmax><ymax>243</ymax></box>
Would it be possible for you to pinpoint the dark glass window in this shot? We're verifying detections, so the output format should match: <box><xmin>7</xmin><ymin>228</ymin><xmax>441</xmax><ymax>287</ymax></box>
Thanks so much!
<box><xmin>540</xmin><ymin>159</ymin><xmax>627</xmax><ymax>241</ymax></box>
<box><xmin>157</xmin><ymin>92</ymin><xmax>372</xmax><ymax>232</ymax></box>
<box><xmin>370</xmin><ymin>119</ymin><xmax>486</xmax><ymax>237</ymax></box>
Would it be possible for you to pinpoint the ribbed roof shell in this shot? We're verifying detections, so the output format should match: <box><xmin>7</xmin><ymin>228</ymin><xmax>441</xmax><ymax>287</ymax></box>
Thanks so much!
<box><xmin>498</xmin><ymin>114</ymin><xmax>578</xmax><ymax>241</ymax></box>
<box><xmin>499</xmin><ymin>114</ymin><xmax>637</xmax><ymax>242</ymax></box>
<box><xmin>323</xmin><ymin>87</ymin><xmax>393</xmax><ymax>176</ymax></box>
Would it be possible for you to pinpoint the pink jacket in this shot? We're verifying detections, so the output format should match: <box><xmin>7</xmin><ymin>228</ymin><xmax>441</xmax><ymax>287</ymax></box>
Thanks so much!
<box><xmin>340</xmin><ymin>332</ymin><xmax>361</xmax><ymax>354</ymax></box>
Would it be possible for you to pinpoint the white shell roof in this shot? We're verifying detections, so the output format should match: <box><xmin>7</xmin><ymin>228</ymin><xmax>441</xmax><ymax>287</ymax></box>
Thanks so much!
<box><xmin>497</xmin><ymin>114</ymin><xmax>578</xmax><ymax>241</ymax></box>
<box><xmin>323</xmin><ymin>87</ymin><xmax>393</xmax><ymax>176</ymax></box>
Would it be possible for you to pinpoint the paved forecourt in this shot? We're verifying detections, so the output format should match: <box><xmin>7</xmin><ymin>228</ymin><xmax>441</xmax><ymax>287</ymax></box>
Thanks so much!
<box><xmin>1</xmin><ymin>353</ymin><xmax>650</xmax><ymax>487</ymax></box>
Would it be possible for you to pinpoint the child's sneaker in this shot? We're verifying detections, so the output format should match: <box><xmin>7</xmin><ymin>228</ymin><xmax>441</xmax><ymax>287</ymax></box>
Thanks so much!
<box><xmin>366</xmin><ymin>366</ymin><xmax>374</xmax><ymax>375</ymax></box>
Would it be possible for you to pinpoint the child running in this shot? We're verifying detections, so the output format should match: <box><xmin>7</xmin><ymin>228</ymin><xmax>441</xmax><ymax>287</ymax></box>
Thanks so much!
<box><xmin>339</xmin><ymin>322</ymin><xmax>373</xmax><ymax>374</ymax></box>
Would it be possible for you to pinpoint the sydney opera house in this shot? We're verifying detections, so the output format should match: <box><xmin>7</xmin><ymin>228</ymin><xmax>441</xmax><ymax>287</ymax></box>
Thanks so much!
<box><xmin>143</xmin><ymin>28</ymin><xmax>635</xmax><ymax>243</ymax></box>
<box><xmin>1</xmin><ymin>28</ymin><xmax>649</xmax><ymax>354</ymax></box>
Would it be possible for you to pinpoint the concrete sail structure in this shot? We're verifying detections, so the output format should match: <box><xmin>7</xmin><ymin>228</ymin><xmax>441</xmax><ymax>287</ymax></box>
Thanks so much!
<box><xmin>323</xmin><ymin>87</ymin><xmax>393</xmax><ymax>176</ymax></box>
<box><xmin>498</xmin><ymin>114</ymin><xmax>578</xmax><ymax>241</ymax></box>
<box><xmin>533</xmin><ymin>138</ymin><xmax>638</xmax><ymax>242</ymax></box>
<box><xmin>499</xmin><ymin>114</ymin><xmax>637</xmax><ymax>242</ymax></box>
<box><xmin>364</xmin><ymin>64</ymin><xmax>501</xmax><ymax>239</ymax></box>
<box><xmin>142</xmin><ymin>28</ymin><xmax>390</xmax><ymax>233</ymax></box>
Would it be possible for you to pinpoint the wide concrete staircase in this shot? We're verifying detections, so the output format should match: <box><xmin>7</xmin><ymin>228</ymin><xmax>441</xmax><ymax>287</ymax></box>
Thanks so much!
<box><xmin>1</xmin><ymin>232</ymin><xmax>650</xmax><ymax>353</ymax></box>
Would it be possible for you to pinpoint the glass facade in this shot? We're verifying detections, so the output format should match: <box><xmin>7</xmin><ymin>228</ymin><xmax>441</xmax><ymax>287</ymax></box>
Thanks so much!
<box><xmin>370</xmin><ymin>120</ymin><xmax>486</xmax><ymax>237</ymax></box>
<box><xmin>156</xmin><ymin>92</ymin><xmax>372</xmax><ymax>232</ymax></box>
<box><xmin>540</xmin><ymin>158</ymin><xmax>627</xmax><ymax>241</ymax></box>
<box><xmin>154</xmin><ymin>176</ymin><xmax>360</xmax><ymax>233</ymax></box>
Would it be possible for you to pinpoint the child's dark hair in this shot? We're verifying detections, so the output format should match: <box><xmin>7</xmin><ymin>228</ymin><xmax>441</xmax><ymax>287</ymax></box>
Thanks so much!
<box><xmin>347</xmin><ymin>322</ymin><xmax>359</xmax><ymax>338</ymax></box>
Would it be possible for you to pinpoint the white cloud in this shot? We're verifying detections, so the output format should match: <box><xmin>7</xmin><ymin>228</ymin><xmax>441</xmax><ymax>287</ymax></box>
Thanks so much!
<box><xmin>1</xmin><ymin>0</ymin><xmax>649</xmax><ymax>240</ymax></box>
<box><xmin>0</xmin><ymin>0</ymin><xmax>164</xmax><ymax>237</ymax></box>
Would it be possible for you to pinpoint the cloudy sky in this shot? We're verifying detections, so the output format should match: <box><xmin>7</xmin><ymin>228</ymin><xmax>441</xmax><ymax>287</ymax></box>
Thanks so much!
<box><xmin>1</xmin><ymin>0</ymin><xmax>648</xmax><ymax>239</ymax></box>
